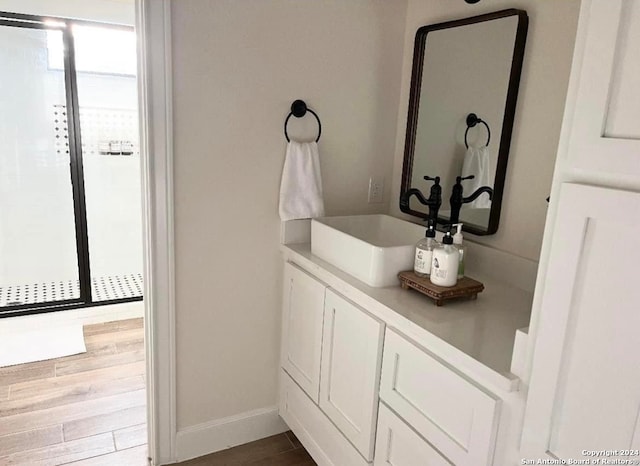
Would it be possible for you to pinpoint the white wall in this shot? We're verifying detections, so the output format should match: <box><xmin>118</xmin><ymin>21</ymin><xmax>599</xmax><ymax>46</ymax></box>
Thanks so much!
<box><xmin>170</xmin><ymin>0</ymin><xmax>407</xmax><ymax>430</ymax></box>
<box><xmin>390</xmin><ymin>0</ymin><xmax>581</xmax><ymax>262</ymax></box>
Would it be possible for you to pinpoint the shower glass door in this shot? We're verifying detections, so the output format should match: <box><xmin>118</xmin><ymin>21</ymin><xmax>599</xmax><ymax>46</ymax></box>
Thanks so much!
<box><xmin>1</xmin><ymin>12</ymin><xmax>143</xmax><ymax>317</ymax></box>
<box><xmin>72</xmin><ymin>24</ymin><xmax>143</xmax><ymax>302</ymax></box>
<box><xmin>0</xmin><ymin>21</ymin><xmax>87</xmax><ymax>311</ymax></box>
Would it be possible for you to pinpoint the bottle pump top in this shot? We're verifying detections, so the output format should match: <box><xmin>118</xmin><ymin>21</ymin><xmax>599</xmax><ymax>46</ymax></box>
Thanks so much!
<box><xmin>442</xmin><ymin>230</ymin><xmax>454</xmax><ymax>245</ymax></box>
<box><xmin>453</xmin><ymin>223</ymin><xmax>464</xmax><ymax>245</ymax></box>
<box><xmin>425</xmin><ymin>220</ymin><xmax>436</xmax><ymax>238</ymax></box>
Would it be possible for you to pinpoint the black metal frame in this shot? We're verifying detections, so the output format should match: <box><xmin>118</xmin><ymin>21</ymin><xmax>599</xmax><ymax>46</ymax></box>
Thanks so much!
<box><xmin>0</xmin><ymin>10</ymin><xmax>132</xmax><ymax>30</ymax></box>
<box><xmin>2</xmin><ymin>297</ymin><xmax>143</xmax><ymax>319</ymax></box>
<box><xmin>399</xmin><ymin>9</ymin><xmax>528</xmax><ymax>236</ymax></box>
<box><xmin>0</xmin><ymin>11</ymin><xmax>142</xmax><ymax>318</ymax></box>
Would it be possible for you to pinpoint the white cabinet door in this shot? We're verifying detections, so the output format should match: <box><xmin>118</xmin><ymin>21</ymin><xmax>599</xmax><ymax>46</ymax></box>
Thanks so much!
<box><xmin>280</xmin><ymin>370</ymin><xmax>369</xmax><ymax>466</ymax></box>
<box><xmin>374</xmin><ymin>403</ymin><xmax>452</xmax><ymax>466</ymax></box>
<box><xmin>319</xmin><ymin>289</ymin><xmax>384</xmax><ymax>461</ymax></box>
<box><xmin>521</xmin><ymin>183</ymin><xmax>640</xmax><ymax>461</ymax></box>
<box><xmin>281</xmin><ymin>262</ymin><xmax>327</xmax><ymax>403</ymax></box>
<box><xmin>566</xmin><ymin>0</ymin><xmax>640</xmax><ymax>178</ymax></box>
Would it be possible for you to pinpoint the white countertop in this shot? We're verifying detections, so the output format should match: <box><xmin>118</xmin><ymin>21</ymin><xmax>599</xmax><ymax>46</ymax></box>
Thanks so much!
<box><xmin>281</xmin><ymin>243</ymin><xmax>534</xmax><ymax>393</ymax></box>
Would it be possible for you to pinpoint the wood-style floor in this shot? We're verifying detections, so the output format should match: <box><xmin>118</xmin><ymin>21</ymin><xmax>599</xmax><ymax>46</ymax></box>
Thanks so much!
<box><xmin>0</xmin><ymin>318</ymin><xmax>148</xmax><ymax>465</ymax></box>
<box><xmin>175</xmin><ymin>432</ymin><xmax>315</xmax><ymax>466</ymax></box>
<box><xmin>0</xmin><ymin>317</ymin><xmax>314</xmax><ymax>465</ymax></box>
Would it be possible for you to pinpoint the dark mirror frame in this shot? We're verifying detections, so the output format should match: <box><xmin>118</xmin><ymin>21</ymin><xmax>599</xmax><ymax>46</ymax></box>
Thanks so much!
<box><xmin>399</xmin><ymin>9</ymin><xmax>528</xmax><ymax>236</ymax></box>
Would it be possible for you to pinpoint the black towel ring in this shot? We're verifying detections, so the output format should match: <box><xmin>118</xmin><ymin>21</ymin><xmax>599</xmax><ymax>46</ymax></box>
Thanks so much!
<box><xmin>284</xmin><ymin>99</ymin><xmax>321</xmax><ymax>143</ymax></box>
<box><xmin>464</xmin><ymin>113</ymin><xmax>491</xmax><ymax>149</ymax></box>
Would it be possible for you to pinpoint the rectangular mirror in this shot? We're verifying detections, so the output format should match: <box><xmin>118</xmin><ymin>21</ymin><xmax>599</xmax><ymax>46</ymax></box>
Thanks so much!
<box><xmin>400</xmin><ymin>9</ymin><xmax>528</xmax><ymax>235</ymax></box>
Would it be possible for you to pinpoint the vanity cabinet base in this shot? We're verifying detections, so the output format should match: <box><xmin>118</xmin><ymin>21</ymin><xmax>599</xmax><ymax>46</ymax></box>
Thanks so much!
<box><xmin>279</xmin><ymin>370</ymin><xmax>369</xmax><ymax>466</ymax></box>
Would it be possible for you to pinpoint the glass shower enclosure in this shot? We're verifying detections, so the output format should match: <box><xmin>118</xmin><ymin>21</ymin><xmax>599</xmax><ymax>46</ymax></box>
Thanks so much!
<box><xmin>0</xmin><ymin>12</ymin><xmax>143</xmax><ymax>317</ymax></box>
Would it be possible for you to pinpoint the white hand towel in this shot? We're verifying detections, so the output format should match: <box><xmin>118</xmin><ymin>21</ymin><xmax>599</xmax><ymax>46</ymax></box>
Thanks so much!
<box><xmin>461</xmin><ymin>145</ymin><xmax>492</xmax><ymax>209</ymax></box>
<box><xmin>279</xmin><ymin>141</ymin><xmax>325</xmax><ymax>221</ymax></box>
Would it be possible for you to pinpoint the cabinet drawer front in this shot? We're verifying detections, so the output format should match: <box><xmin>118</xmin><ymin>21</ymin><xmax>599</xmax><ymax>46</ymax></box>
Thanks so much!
<box><xmin>319</xmin><ymin>290</ymin><xmax>384</xmax><ymax>461</ymax></box>
<box><xmin>375</xmin><ymin>403</ymin><xmax>452</xmax><ymax>466</ymax></box>
<box><xmin>380</xmin><ymin>329</ymin><xmax>499</xmax><ymax>466</ymax></box>
<box><xmin>281</xmin><ymin>262</ymin><xmax>327</xmax><ymax>403</ymax></box>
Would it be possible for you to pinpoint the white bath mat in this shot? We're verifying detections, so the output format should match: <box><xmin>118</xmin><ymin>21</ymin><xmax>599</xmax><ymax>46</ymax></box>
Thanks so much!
<box><xmin>0</xmin><ymin>325</ymin><xmax>86</xmax><ymax>368</ymax></box>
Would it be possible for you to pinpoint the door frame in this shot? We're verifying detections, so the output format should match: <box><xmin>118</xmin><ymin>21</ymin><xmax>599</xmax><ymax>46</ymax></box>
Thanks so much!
<box><xmin>136</xmin><ymin>1</ymin><xmax>177</xmax><ymax>463</ymax></box>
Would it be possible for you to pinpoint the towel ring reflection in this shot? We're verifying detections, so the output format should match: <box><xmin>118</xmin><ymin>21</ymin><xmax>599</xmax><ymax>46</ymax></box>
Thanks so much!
<box><xmin>464</xmin><ymin>113</ymin><xmax>491</xmax><ymax>149</ymax></box>
<box><xmin>284</xmin><ymin>99</ymin><xmax>322</xmax><ymax>143</ymax></box>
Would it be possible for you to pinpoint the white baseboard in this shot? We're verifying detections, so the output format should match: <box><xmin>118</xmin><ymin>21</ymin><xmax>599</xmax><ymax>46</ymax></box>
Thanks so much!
<box><xmin>175</xmin><ymin>406</ymin><xmax>288</xmax><ymax>462</ymax></box>
<box><xmin>0</xmin><ymin>301</ymin><xmax>144</xmax><ymax>336</ymax></box>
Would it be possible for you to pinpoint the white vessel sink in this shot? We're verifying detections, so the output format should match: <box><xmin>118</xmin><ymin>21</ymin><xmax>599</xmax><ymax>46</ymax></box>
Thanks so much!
<box><xmin>311</xmin><ymin>215</ymin><xmax>425</xmax><ymax>287</ymax></box>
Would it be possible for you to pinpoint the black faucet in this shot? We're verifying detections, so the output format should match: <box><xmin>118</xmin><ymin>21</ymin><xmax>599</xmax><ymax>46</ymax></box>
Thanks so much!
<box><xmin>449</xmin><ymin>175</ymin><xmax>494</xmax><ymax>224</ymax></box>
<box><xmin>399</xmin><ymin>175</ymin><xmax>442</xmax><ymax>223</ymax></box>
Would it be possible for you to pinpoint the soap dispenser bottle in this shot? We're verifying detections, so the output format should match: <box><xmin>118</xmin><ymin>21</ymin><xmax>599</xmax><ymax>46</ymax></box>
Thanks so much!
<box><xmin>430</xmin><ymin>229</ymin><xmax>459</xmax><ymax>287</ymax></box>
<box><xmin>414</xmin><ymin>220</ymin><xmax>439</xmax><ymax>278</ymax></box>
<box><xmin>453</xmin><ymin>223</ymin><xmax>466</xmax><ymax>279</ymax></box>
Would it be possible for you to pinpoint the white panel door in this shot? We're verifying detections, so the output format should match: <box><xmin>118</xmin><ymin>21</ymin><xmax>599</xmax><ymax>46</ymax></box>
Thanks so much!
<box><xmin>319</xmin><ymin>289</ymin><xmax>384</xmax><ymax>461</ymax></box>
<box><xmin>521</xmin><ymin>183</ymin><xmax>640</xmax><ymax>461</ymax></box>
<box><xmin>566</xmin><ymin>0</ymin><xmax>640</xmax><ymax>177</ymax></box>
<box><xmin>281</xmin><ymin>262</ymin><xmax>327</xmax><ymax>403</ymax></box>
<box><xmin>280</xmin><ymin>370</ymin><xmax>369</xmax><ymax>466</ymax></box>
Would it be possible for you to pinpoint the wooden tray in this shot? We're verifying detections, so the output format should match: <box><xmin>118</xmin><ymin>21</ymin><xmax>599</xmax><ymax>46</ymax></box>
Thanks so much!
<box><xmin>398</xmin><ymin>271</ymin><xmax>484</xmax><ymax>306</ymax></box>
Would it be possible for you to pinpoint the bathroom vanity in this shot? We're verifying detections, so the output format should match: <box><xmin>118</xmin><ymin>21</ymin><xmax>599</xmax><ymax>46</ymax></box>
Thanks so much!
<box><xmin>278</xmin><ymin>0</ymin><xmax>640</xmax><ymax>464</ymax></box>
<box><xmin>277</xmin><ymin>8</ymin><xmax>535</xmax><ymax>463</ymax></box>
<box><xmin>278</xmin><ymin>217</ymin><xmax>535</xmax><ymax>466</ymax></box>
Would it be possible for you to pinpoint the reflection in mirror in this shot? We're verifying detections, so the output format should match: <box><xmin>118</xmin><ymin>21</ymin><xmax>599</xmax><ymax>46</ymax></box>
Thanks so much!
<box><xmin>400</xmin><ymin>10</ymin><xmax>528</xmax><ymax>235</ymax></box>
